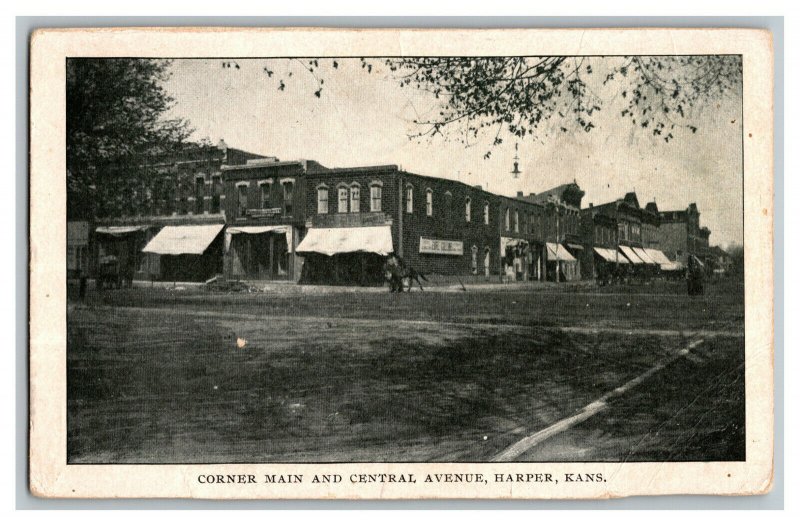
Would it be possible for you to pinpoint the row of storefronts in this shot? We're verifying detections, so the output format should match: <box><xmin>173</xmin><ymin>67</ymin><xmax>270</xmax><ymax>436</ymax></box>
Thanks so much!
<box><xmin>73</xmin><ymin>141</ymin><xmax>719</xmax><ymax>286</ymax></box>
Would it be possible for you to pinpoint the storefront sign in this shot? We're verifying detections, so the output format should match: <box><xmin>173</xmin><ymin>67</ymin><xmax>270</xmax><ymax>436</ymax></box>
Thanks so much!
<box><xmin>419</xmin><ymin>237</ymin><xmax>463</xmax><ymax>256</ymax></box>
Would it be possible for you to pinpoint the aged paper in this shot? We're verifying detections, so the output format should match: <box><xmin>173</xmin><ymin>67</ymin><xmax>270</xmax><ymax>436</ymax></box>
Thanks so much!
<box><xmin>29</xmin><ymin>27</ymin><xmax>773</xmax><ymax>499</ymax></box>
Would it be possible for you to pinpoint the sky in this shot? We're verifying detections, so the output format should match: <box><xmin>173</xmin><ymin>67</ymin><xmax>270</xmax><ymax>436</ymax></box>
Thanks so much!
<box><xmin>161</xmin><ymin>58</ymin><xmax>743</xmax><ymax>249</ymax></box>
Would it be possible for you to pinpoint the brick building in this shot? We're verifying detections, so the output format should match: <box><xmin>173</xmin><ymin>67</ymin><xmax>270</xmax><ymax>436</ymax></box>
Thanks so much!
<box><xmin>296</xmin><ymin>165</ymin><xmax>585</xmax><ymax>284</ymax></box>
<box><xmin>657</xmin><ymin>203</ymin><xmax>711</xmax><ymax>265</ymax></box>
<box><xmin>94</xmin><ymin>140</ymin><xmax>268</xmax><ymax>282</ymax></box>
<box><xmin>221</xmin><ymin>158</ymin><xmax>328</xmax><ymax>281</ymax></box>
<box><xmin>518</xmin><ymin>182</ymin><xmax>585</xmax><ymax>281</ymax></box>
<box><xmin>580</xmin><ymin>192</ymin><xmax>674</xmax><ymax>281</ymax></box>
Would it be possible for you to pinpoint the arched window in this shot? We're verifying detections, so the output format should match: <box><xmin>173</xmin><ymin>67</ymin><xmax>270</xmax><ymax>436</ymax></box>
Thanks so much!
<box><xmin>514</xmin><ymin>210</ymin><xmax>520</xmax><ymax>233</ymax></box>
<box><xmin>465</xmin><ymin>197</ymin><xmax>472</xmax><ymax>222</ymax></box>
<box><xmin>426</xmin><ymin>188</ymin><xmax>433</xmax><ymax>216</ymax></box>
<box><xmin>370</xmin><ymin>181</ymin><xmax>383</xmax><ymax>212</ymax></box>
<box><xmin>484</xmin><ymin>202</ymin><xmax>490</xmax><ymax>225</ymax></box>
<box><xmin>471</xmin><ymin>245</ymin><xmax>478</xmax><ymax>274</ymax></box>
<box><xmin>504</xmin><ymin>207</ymin><xmax>510</xmax><ymax>231</ymax></box>
<box><xmin>350</xmin><ymin>184</ymin><xmax>360</xmax><ymax>213</ymax></box>
<box><xmin>337</xmin><ymin>185</ymin><xmax>349</xmax><ymax>213</ymax></box>
<box><xmin>316</xmin><ymin>185</ymin><xmax>329</xmax><ymax>214</ymax></box>
<box><xmin>445</xmin><ymin>191</ymin><xmax>453</xmax><ymax>223</ymax></box>
<box><xmin>405</xmin><ymin>184</ymin><xmax>414</xmax><ymax>213</ymax></box>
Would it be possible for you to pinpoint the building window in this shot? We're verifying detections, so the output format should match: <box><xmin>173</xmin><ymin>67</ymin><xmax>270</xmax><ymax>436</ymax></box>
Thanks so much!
<box><xmin>370</xmin><ymin>183</ymin><xmax>382</xmax><ymax>212</ymax></box>
<box><xmin>211</xmin><ymin>176</ymin><xmax>222</xmax><ymax>214</ymax></box>
<box><xmin>504</xmin><ymin>207</ymin><xmax>510</xmax><ymax>231</ymax></box>
<box><xmin>237</xmin><ymin>183</ymin><xmax>248</xmax><ymax>217</ymax></box>
<box><xmin>484</xmin><ymin>202</ymin><xmax>490</xmax><ymax>225</ymax></box>
<box><xmin>317</xmin><ymin>186</ymin><xmax>329</xmax><ymax>214</ymax></box>
<box><xmin>338</xmin><ymin>186</ymin><xmax>349</xmax><ymax>213</ymax></box>
<box><xmin>465</xmin><ymin>197</ymin><xmax>472</xmax><ymax>222</ymax></box>
<box><xmin>426</xmin><ymin>188</ymin><xmax>433</xmax><ymax>216</ymax></box>
<box><xmin>350</xmin><ymin>185</ymin><xmax>360</xmax><ymax>213</ymax></box>
<box><xmin>406</xmin><ymin>185</ymin><xmax>413</xmax><ymax>213</ymax></box>
<box><xmin>195</xmin><ymin>176</ymin><xmax>205</xmax><ymax>214</ymax></box>
<box><xmin>514</xmin><ymin>210</ymin><xmax>520</xmax><ymax>233</ymax></box>
<box><xmin>445</xmin><ymin>192</ymin><xmax>453</xmax><ymax>224</ymax></box>
<box><xmin>178</xmin><ymin>184</ymin><xmax>188</xmax><ymax>215</ymax></box>
<box><xmin>259</xmin><ymin>181</ymin><xmax>271</xmax><ymax>209</ymax></box>
<box><xmin>282</xmin><ymin>181</ymin><xmax>293</xmax><ymax>216</ymax></box>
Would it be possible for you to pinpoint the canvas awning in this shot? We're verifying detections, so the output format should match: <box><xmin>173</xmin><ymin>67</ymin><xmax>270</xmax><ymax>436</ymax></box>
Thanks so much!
<box><xmin>546</xmin><ymin>242</ymin><xmax>577</xmax><ymax>262</ymax></box>
<box><xmin>644</xmin><ymin>248</ymin><xmax>673</xmax><ymax>266</ymax></box>
<box><xmin>96</xmin><ymin>225</ymin><xmax>150</xmax><ymax>236</ymax></box>
<box><xmin>631</xmin><ymin>246</ymin><xmax>657</xmax><ymax>265</ymax></box>
<box><xmin>142</xmin><ymin>224</ymin><xmax>224</xmax><ymax>256</ymax></box>
<box><xmin>295</xmin><ymin>226</ymin><xmax>394</xmax><ymax>256</ymax></box>
<box><xmin>594</xmin><ymin>247</ymin><xmax>620</xmax><ymax>262</ymax></box>
<box><xmin>618</xmin><ymin>245</ymin><xmax>645</xmax><ymax>264</ymax></box>
<box><xmin>225</xmin><ymin>225</ymin><xmax>293</xmax><ymax>252</ymax></box>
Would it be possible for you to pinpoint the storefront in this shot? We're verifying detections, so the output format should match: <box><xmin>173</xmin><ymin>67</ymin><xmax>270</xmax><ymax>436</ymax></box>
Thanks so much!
<box><xmin>142</xmin><ymin>224</ymin><xmax>225</xmax><ymax>282</ymax></box>
<box><xmin>225</xmin><ymin>225</ymin><xmax>295</xmax><ymax>280</ymax></box>
<box><xmin>546</xmin><ymin>242</ymin><xmax>580</xmax><ymax>282</ymax></box>
<box><xmin>95</xmin><ymin>225</ymin><xmax>153</xmax><ymax>285</ymax></box>
<box><xmin>296</xmin><ymin>225</ymin><xmax>394</xmax><ymax>285</ymax></box>
<box><xmin>500</xmin><ymin>237</ymin><xmax>542</xmax><ymax>281</ymax></box>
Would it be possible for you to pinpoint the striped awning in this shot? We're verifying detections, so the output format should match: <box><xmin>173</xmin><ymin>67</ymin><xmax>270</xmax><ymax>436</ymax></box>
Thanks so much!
<box><xmin>619</xmin><ymin>245</ymin><xmax>645</xmax><ymax>264</ymax></box>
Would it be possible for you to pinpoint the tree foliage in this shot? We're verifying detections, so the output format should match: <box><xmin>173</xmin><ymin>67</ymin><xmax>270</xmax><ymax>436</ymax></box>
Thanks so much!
<box><xmin>265</xmin><ymin>56</ymin><xmax>742</xmax><ymax>159</ymax></box>
<box><xmin>67</xmin><ymin>59</ymin><xmax>192</xmax><ymax>218</ymax></box>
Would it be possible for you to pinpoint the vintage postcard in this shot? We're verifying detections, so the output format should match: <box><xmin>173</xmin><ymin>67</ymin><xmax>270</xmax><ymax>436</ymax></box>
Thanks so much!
<box><xmin>29</xmin><ymin>27</ymin><xmax>774</xmax><ymax>499</ymax></box>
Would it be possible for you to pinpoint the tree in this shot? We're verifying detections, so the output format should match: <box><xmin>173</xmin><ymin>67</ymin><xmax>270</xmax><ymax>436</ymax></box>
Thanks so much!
<box><xmin>262</xmin><ymin>56</ymin><xmax>742</xmax><ymax>159</ymax></box>
<box><xmin>67</xmin><ymin>59</ymin><xmax>192</xmax><ymax>219</ymax></box>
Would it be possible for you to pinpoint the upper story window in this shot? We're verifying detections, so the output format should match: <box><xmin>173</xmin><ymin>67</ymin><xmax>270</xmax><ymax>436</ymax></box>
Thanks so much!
<box><xmin>259</xmin><ymin>181</ymin><xmax>272</xmax><ymax>209</ymax></box>
<box><xmin>281</xmin><ymin>180</ymin><xmax>294</xmax><ymax>216</ymax></box>
<box><xmin>211</xmin><ymin>176</ymin><xmax>222</xmax><ymax>214</ymax></box>
<box><xmin>504</xmin><ymin>207</ymin><xmax>510</xmax><ymax>231</ymax></box>
<box><xmin>465</xmin><ymin>197</ymin><xmax>472</xmax><ymax>222</ymax></box>
<box><xmin>350</xmin><ymin>184</ymin><xmax>360</xmax><ymax>213</ymax></box>
<box><xmin>444</xmin><ymin>192</ymin><xmax>453</xmax><ymax>223</ymax></box>
<box><xmin>426</xmin><ymin>188</ymin><xmax>433</xmax><ymax>216</ymax></box>
<box><xmin>370</xmin><ymin>182</ymin><xmax>382</xmax><ymax>212</ymax></box>
<box><xmin>195</xmin><ymin>176</ymin><xmax>205</xmax><ymax>214</ymax></box>
<box><xmin>317</xmin><ymin>185</ymin><xmax>329</xmax><ymax>214</ymax></box>
<box><xmin>338</xmin><ymin>186</ymin><xmax>349</xmax><ymax>213</ymax></box>
<box><xmin>236</xmin><ymin>183</ymin><xmax>249</xmax><ymax>217</ymax></box>
<box><xmin>484</xmin><ymin>202</ymin><xmax>490</xmax><ymax>225</ymax></box>
<box><xmin>406</xmin><ymin>185</ymin><xmax>414</xmax><ymax>213</ymax></box>
<box><xmin>514</xmin><ymin>210</ymin><xmax>520</xmax><ymax>233</ymax></box>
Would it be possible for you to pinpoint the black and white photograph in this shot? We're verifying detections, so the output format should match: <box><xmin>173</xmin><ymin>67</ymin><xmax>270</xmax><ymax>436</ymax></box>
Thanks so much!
<box><xmin>28</xmin><ymin>27</ymin><xmax>774</xmax><ymax>499</ymax></box>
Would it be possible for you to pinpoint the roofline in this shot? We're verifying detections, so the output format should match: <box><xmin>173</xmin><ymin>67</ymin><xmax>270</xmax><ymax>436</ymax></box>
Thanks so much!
<box><xmin>222</xmin><ymin>160</ymin><xmax>302</xmax><ymax>171</ymax></box>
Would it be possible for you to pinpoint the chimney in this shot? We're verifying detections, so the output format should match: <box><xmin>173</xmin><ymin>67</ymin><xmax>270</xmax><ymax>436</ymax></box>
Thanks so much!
<box><xmin>517</xmin><ymin>191</ymin><xmax>524</xmax><ymax>197</ymax></box>
<box><xmin>589</xmin><ymin>202</ymin><xmax>593</xmax><ymax>208</ymax></box>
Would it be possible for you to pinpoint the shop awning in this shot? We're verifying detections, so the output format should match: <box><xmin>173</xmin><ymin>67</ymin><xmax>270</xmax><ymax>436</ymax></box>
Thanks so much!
<box><xmin>142</xmin><ymin>224</ymin><xmax>224</xmax><ymax>256</ymax></box>
<box><xmin>296</xmin><ymin>226</ymin><xmax>394</xmax><ymax>256</ymax></box>
<box><xmin>594</xmin><ymin>247</ymin><xmax>621</xmax><ymax>262</ymax></box>
<box><xmin>619</xmin><ymin>245</ymin><xmax>645</xmax><ymax>264</ymax></box>
<box><xmin>225</xmin><ymin>225</ymin><xmax>293</xmax><ymax>252</ymax></box>
<box><xmin>643</xmin><ymin>248</ymin><xmax>672</xmax><ymax>266</ymax></box>
<box><xmin>631</xmin><ymin>246</ymin><xmax>657</xmax><ymax>265</ymax></box>
<box><xmin>96</xmin><ymin>225</ymin><xmax>150</xmax><ymax>236</ymax></box>
<box><xmin>546</xmin><ymin>243</ymin><xmax>577</xmax><ymax>262</ymax></box>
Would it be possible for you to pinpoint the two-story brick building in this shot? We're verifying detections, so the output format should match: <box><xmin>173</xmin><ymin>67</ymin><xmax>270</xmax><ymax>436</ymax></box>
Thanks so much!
<box><xmin>579</xmin><ymin>192</ymin><xmax>676</xmax><ymax>281</ymax></box>
<box><xmin>294</xmin><ymin>165</ymin><xmax>587</xmax><ymax>285</ymax></box>
<box><xmin>94</xmin><ymin>140</ymin><xmax>268</xmax><ymax>282</ymax></box>
<box><xmin>518</xmin><ymin>182</ymin><xmax>585</xmax><ymax>281</ymax></box>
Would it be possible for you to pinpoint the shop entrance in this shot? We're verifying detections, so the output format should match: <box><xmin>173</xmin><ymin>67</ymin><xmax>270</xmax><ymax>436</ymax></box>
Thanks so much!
<box><xmin>229</xmin><ymin>232</ymin><xmax>290</xmax><ymax>280</ymax></box>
